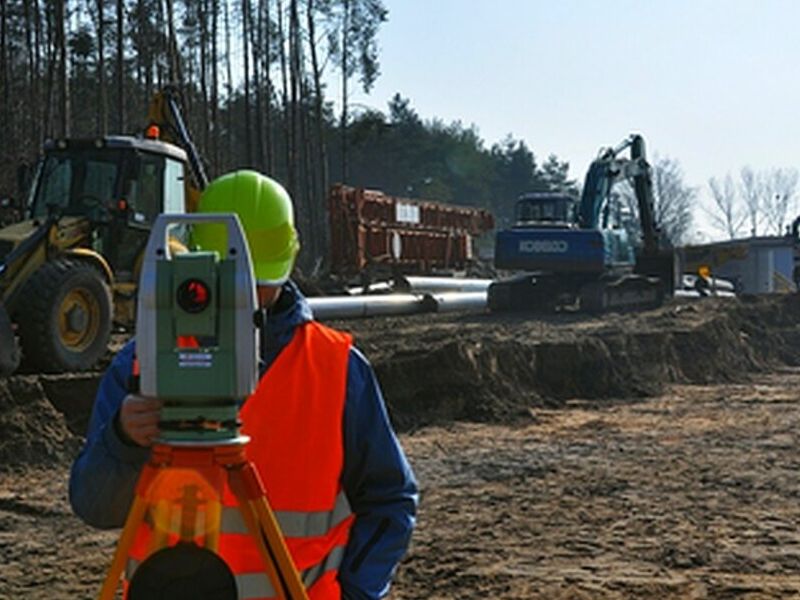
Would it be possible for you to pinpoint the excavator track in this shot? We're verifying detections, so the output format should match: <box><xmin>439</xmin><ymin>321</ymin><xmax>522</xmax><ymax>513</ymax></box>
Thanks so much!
<box><xmin>579</xmin><ymin>275</ymin><xmax>665</xmax><ymax>313</ymax></box>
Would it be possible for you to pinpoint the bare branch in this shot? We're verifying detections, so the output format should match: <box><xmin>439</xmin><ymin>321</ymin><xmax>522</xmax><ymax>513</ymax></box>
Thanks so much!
<box><xmin>705</xmin><ymin>174</ymin><xmax>744</xmax><ymax>240</ymax></box>
<box><xmin>761</xmin><ymin>168</ymin><xmax>799</xmax><ymax>235</ymax></box>
<box><xmin>739</xmin><ymin>166</ymin><xmax>764</xmax><ymax>236</ymax></box>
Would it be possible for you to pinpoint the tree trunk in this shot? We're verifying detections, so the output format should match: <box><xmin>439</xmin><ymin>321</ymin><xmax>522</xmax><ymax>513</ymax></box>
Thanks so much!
<box><xmin>251</xmin><ymin>0</ymin><xmax>264</xmax><ymax>170</ymax></box>
<box><xmin>340</xmin><ymin>0</ymin><xmax>349</xmax><ymax>183</ymax></box>
<box><xmin>140</xmin><ymin>0</ymin><xmax>152</xmax><ymax>112</ymax></box>
<box><xmin>116</xmin><ymin>0</ymin><xmax>125</xmax><ymax>132</ymax></box>
<box><xmin>165</xmin><ymin>0</ymin><xmax>181</xmax><ymax>86</ymax></box>
<box><xmin>307</xmin><ymin>0</ymin><xmax>330</xmax><ymax>262</ymax></box>
<box><xmin>56</xmin><ymin>0</ymin><xmax>69</xmax><ymax>137</ymax></box>
<box><xmin>263</xmin><ymin>0</ymin><xmax>273</xmax><ymax>174</ymax></box>
<box><xmin>210</xmin><ymin>0</ymin><xmax>219</xmax><ymax>175</ymax></box>
<box><xmin>199</xmin><ymin>0</ymin><xmax>209</xmax><ymax>157</ymax></box>
<box><xmin>289</xmin><ymin>0</ymin><xmax>300</xmax><ymax>187</ymax></box>
<box><xmin>96</xmin><ymin>0</ymin><xmax>107</xmax><ymax>135</ymax></box>
<box><xmin>277</xmin><ymin>0</ymin><xmax>291</xmax><ymax>190</ymax></box>
<box><xmin>1</xmin><ymin>0</ymin><xmax>8</xmax><ymax>153</ymax></box>
<box><xmin>33</xmin><ymin>0</ymin><xmax>42</xmax><ymax>143</ymax></box>
<box><xmin>23</xmin><ymin>0</ymin><xmax>36</xmax><ymax>149</ymax></box>
<box><xmin>43</xmin><ymin>8</ymin><xmax>56</xmax><ymax>138</ymax></box>
<box><xmin>223</xmin><ymin>0</ymin><xmax>233</xmax><ymax>171</ymax></box>
<box><xmin>300</xmin><ymin>75</ymin><xmax>318</xmax><ymax>266</ymax></box>
<box><xmin>241</xmin><ymin>0</ymin><xmax>252</xmax><ymax>165</ymax></box>
<box><xmin>156</xmin><ymin>0</ymin><xmax>165</xmax><ymax>87</ymax></box>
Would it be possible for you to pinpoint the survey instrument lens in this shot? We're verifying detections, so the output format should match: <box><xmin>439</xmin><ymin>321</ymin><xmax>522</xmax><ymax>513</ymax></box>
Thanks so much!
<box><xmin>177</xmin><ymin>278</ymin><xmax>211</xmax><ymax>313</ymax></box>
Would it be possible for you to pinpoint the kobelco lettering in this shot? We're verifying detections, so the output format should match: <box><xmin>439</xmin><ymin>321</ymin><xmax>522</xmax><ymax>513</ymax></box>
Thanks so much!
<box><xmin>519</xmin><ymin>240</ymin><xmax>569</xmax><ymax>253</ymax></box>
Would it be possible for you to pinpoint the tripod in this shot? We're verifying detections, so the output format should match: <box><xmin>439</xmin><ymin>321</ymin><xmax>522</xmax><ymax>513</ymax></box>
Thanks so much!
<box><xmin>98</xmin><ymin>438</ymin><xmax>309</xmax><ymax>600</ymax></box>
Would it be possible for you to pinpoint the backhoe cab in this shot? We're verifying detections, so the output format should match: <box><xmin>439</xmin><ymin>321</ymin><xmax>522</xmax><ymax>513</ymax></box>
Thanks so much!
<box><xmin>0</xmin><ymin>87</ymin><xmax>204</xmax><ymax>376</ymax></box>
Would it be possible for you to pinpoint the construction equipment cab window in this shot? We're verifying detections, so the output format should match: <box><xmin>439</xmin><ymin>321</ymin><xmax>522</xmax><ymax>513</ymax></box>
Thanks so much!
<box><xmin>124</xmin><ymin>153</ymin><xmax>184</xmax><ymax>224</ymax></box>
<box><xmin>126</xmin><ymin>154</ymin><xmax>163</xmax><ymax>224</ymax></box>
<box><xmin>515</xmin><ymin>195</ymin><xmax>574</xmax><ymax>226</ymax></box>
<box><xmin>32</xmin><ymin>149</ymin><xmax>120</xmax><ymax>219</ymax></box>
<box><xmin>111</xmin><ymin>153</ymin><xmax>187</xmax><ymax>278</ymax></box>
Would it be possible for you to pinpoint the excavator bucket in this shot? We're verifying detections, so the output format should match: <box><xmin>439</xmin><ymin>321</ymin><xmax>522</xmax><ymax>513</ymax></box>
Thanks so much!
<box><xmin>0</xmin><ymin>302</ymin><xmax>20</xmax><ymax>376</ymax></box>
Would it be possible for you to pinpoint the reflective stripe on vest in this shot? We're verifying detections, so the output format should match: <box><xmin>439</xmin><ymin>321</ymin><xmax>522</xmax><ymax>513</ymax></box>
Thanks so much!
<box><xmin>126</xmin><ymin>543</ymin><xmax>347</xmax><ymax>599</ymax></box>
<box><xmin>234</xmin><ymin>544</ymin><xmax>347</xmax><ymax>600</ymax></box>
<box><xmin>221</xmin><ymin>491</ymin><xmax>352</xmax><ymax>537</ymax></box>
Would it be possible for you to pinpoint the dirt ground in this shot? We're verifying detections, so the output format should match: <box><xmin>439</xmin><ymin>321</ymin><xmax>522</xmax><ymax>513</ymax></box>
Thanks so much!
<box><xmin>2</xmin><ymin>295</ymin><xmax>800</xmax><ymax>598</ymax></box>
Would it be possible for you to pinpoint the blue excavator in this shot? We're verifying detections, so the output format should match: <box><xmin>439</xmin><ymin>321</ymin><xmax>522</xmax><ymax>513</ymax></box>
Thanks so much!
<box><xmin>488</xmin><ymin>134</ymin><xmax>675</xmax><ymax>312</ymax></box>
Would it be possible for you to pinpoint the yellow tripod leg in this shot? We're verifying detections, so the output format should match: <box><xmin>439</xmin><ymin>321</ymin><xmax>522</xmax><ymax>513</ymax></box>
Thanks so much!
<box><xmin>204</xmin><ymin>498</ymin><xmax>222</xmax><ymax>553</ymax></box>
<box><xmin>250</xmin><ymin>495</ymin><xmax>309</xmax><ymax>600</ymax></box>
<box><xmin>228</xmin><ymin>462</ymin><xmax>309</xmax><ymax>600</ymax></box>
<box><xmin>97</xmin><ymin>493</ymin><xmax>149</xmax><ymax>600</ymax></box>
<box><xmin>235</xmin><ymin>497</ymin><xmax>291</xmax><ymax>599</ymax></box>
<box><xmin>147</xmin><ymin>499</ymin><xmax>171</xmax><ymax>554</ymax></box>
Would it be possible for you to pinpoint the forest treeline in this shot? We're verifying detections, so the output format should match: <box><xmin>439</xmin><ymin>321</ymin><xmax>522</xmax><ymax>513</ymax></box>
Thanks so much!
<box><xmin>0</xmin><ymin>0</ymin><xmax>573</xmax><ymax>267</ymax></box>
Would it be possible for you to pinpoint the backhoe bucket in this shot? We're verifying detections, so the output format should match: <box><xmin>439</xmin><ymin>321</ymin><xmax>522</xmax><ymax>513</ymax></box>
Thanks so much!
<box><xmin>0</xmin><ymin>302</ymin><xmax>20</xmax><ymax>376</ymax></box>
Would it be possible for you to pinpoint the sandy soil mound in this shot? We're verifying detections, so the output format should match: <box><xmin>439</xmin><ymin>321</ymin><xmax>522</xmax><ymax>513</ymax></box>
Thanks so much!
<box><xmin>341</xmin><ymin>295</ymin><xmax>800</xmax><ymax>430</ymax></box>
<box><xmin>2</xmin><ymin>295</ymin><xmax>800</xmax><ymax>467</ymax></box>
<box><xmin>0</xmin><ymin>377</ymin><xmax>81</xmax><ymax>471</ymax></box>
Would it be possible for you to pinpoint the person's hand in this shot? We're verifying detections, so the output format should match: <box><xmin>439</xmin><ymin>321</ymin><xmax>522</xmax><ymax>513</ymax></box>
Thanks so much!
<box><xmin>117</xmin><ymin>394</ymin><xmax>162</xmax><ymax>447</ymax></box>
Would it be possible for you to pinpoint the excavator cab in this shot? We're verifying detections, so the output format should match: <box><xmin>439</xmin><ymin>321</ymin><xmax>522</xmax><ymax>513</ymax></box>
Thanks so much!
<box><xmin>513</xmin><ymin>193</ymin><xmax>576</xmax><ymax>229</ymax></box>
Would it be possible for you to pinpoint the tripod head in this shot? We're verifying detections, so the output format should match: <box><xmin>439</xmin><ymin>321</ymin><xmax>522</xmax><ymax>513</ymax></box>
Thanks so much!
<box><xmin>136</xmin><ymin>213</ymin><xmax>259</xmax><ymax>443</ymax></box>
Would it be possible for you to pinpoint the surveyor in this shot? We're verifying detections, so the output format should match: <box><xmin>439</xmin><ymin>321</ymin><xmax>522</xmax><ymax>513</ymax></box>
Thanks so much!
<box><xmin>69</xmin><ymin>170</ymin><xmax>418</xmax><ymax>599</ymax></box>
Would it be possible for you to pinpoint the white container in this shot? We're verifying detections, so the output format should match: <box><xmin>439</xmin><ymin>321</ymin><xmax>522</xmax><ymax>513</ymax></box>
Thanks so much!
<box><xmin>680</xmin><ymin>236</ymin><xmax>797</xmax><ymax>294</ymax></box>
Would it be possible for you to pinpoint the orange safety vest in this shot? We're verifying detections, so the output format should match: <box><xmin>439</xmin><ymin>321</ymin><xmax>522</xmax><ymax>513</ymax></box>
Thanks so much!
<box><xmin>126</xmin><ymin>321</ymin><xmax>355</xmax><ymax>599</ymax></box>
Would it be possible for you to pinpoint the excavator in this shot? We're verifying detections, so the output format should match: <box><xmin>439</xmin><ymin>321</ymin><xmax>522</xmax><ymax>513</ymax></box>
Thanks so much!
<box><xmin>488</xmin><ymin>134</ymin><xmax>675</xmax><ymax>312</ymax></box>
<box><xmin>0</xmin><ymin>86</ymin><xmax>208</xmax><ymax>375</ymax></box>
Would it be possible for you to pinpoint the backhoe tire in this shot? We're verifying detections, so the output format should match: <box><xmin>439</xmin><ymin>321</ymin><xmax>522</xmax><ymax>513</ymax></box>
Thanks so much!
<box><xmin>16</xmin><ymin>258</ymin><xmax>112</xmax><ymax>373</ymax></box>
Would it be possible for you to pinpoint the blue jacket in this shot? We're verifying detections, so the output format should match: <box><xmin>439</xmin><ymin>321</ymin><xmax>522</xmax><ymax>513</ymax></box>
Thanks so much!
<box><xmin>69</xmin><ymin>281</ymin><xmax>418</xmax><ymax>600</ymax></box>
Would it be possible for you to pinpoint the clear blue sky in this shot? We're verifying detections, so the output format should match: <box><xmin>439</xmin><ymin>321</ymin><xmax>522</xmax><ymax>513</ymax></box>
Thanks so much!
<box><xmin>342</xmin><ymin>0</ymin><xmax>800</xmax><ymax>237</ymax></box>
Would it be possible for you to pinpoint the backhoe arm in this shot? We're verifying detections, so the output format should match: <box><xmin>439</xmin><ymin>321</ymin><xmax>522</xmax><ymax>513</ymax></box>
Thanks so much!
<box><xmin>147</xmin><ymin>86</ymin><xmax>209</xmax><ymax>197</ymax></box>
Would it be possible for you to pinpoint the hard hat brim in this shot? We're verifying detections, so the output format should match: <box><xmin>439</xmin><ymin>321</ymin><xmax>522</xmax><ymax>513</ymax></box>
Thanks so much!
<box><xmin>254</xmin><ymin>258</ymin><xmax>295</xmax><ymax>286</ymax></box>
<box><xmin>253</xmin><ymin>236</ymin><xmax>299</xmax><ymax>285</ymax></box>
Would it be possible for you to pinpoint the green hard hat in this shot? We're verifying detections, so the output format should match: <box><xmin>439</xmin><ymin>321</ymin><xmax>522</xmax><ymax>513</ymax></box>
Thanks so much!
<box><xmin>194</xmin><ymin>170</ymin><xmax>300</xmax><ymax>285</ymax></box>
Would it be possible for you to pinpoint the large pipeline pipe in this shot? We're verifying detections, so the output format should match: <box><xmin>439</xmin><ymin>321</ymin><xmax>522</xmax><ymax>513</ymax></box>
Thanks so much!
<box><xmin>309</xmin><ymin>290</ymin><xmax>489</xmax><ymax>319</ymax></box>
<box><xmin>345</xmin><ymin>281</ymin><xmax>394</xmax><ymax>296</ymax></box>
<box><xmin>394</xmin><ymin>276</ymin><xmax>493</xmax><ymax>294</ymax></box>
<box><xmin>308</xmin><ymin>294</ymin><xmax>427</xmax><ymax>319</ymax></box>
<box><xmin>421</xmin><ymin>291</ymin><xmax>488</xmax><ymax>313</ymax></box>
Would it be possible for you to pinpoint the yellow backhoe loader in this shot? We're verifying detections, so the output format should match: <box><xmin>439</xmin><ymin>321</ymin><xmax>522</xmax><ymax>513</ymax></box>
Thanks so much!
<box><xmin>0</xmin><ymin>86</ymin><xmax>207</xmax><ymax>375</ymax></box>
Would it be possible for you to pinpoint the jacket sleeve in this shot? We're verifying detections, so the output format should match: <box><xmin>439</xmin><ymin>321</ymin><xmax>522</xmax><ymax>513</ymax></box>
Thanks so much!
<box><xmin>339</xmin><ymin>347</ymin><xmax>418</xmax><ymax>600</ymax></box>
<box><xmin>69</xmin><ymin>341</ymin><xmax>151</xmax><ymax>529</ymax></box>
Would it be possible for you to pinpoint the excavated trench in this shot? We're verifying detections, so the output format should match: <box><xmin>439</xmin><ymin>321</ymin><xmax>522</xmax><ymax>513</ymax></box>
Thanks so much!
<box><xmin>370</xmin><ymin>295</ymin><xmax>800</xmax><ymax>430</ymax></box>
<box><xmin>2</xmin><ymin>294</ymin><xmax>800</xmax><ymax>470</ymax></box>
